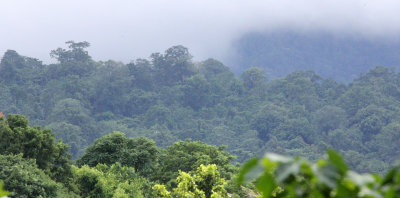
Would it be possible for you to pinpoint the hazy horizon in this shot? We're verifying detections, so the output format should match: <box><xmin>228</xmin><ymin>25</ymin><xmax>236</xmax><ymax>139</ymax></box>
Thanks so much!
<box><xmin>1</xmin><ymin>0</ymin><xmax>400</xmax><ymax>64</ymax></box>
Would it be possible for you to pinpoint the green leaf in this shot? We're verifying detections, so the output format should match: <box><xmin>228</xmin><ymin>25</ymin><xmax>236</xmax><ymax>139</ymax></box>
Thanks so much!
<box><xmin>275</xmin><ymin>161</ymin><xmax>300</xmax><ymax>183</ymax></box>
<box><xmin>237</xmin><ymin>158</ymin><xmax>258</xmax><ymax>184</ymax></box>
<box><xmin>310</xmin><ymin>189</ymin><xmax>325</xmax><ymax>198</ymax></box>
<box><xmin>255</xmin><ymin>172</ymin><xmax>276</xmax><ymax>198</ymax></box>
<box><xmin>264</xmin><ymin>153</ymin><xmax>291</xmax><ymax>163</ymax></box>
<box><xmin>382</xmin><ymin>168</ymin><xmax>397</xmax><ymax>185</ymax></box>
<box><xmin>327</xmin><ymin>150</ymin><xmax>348</xmax><ymax>175</ymax></box>
<box><xmin>384</xmin><ymin>187</ymin><xmax>395</xmax><ymax>198</ymax></box>
<box><xmin>336</xmin><ymin>181</ymin><xmax>358</xmax><ymax>197</ymax></box>
<box><xmin>314</xmin><ymin>164</ymin><xmax>340</xmax><ymax>189</ymax></box>
<box><xmin>346</xmin><ymin>171</ymin><xmax>375</xmax><ymax>186</ymax></box>
<box><xmin>359</xmin><ymin>187</ymin><xmax>382</xmax><ymax>198</ymax></box>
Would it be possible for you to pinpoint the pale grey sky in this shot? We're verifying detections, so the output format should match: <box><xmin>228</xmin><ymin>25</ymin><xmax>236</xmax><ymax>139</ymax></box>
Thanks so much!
<box><xmin>1</xmin><ymin>0</ymin><xmax>400</xmax><ymax>63</ymax></box>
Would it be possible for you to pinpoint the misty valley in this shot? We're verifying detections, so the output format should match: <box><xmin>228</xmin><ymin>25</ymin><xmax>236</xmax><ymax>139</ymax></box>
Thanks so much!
<box><xmin>2</xmin><ymin>41</ymin><xmax>400</xmax><ymax>197</ymax></box>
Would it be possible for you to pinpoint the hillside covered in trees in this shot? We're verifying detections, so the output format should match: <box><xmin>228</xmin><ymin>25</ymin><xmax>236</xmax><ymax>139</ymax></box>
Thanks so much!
<box><xmin>229</xmin><ymin>31</ymin><xmax>400</xmax><ymax>81</ymax></box>
<box><xmin>1</xmin><ymin>41</ymin><xmax>400</xmax><ymax>177</ymax></box>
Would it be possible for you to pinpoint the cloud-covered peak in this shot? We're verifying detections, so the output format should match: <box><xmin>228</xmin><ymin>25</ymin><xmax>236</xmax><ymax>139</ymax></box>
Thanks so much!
<box><xmin>1</xmin><ymin>0</ymin><xmax>399</xmax><ymax>63</ymax></box>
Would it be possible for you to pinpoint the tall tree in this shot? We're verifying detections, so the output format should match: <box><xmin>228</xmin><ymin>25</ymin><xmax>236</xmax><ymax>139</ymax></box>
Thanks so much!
<box><xmin>49</xmin><ymin>41</ymin><xmax>95</xmax><ymax>78</ymax></box>
<box><xmin>152</xmin><ymin>45</ymin><xmax>195</xmax><ymax>86</ymax></box>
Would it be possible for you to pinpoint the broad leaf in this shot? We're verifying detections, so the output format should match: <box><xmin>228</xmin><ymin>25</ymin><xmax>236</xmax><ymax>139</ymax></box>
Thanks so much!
<box><xmin>237</xmin><ymin>158</ymin><xmax>258</xmax><ymax>184</ymax></box>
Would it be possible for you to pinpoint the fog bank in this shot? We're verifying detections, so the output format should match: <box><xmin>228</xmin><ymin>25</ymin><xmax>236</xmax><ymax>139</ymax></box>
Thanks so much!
<box><xmin>1</xmin><ymin>0</ymin><xmax>399</xmax><ymax>63</ymax></box>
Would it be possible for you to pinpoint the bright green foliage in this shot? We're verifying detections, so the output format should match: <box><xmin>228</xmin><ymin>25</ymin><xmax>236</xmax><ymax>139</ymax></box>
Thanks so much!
<box><xmin>194</xmin><ymin>164</ymin><xmax>227</xmax><ymax>198</ymax></box>
<box><xmin>173</xmin><ymin>171</ymin><xmax>206</xmax><ymax>198</ymax></box>
<box><xmin>73</xmin><ymin>165</ymin><xmax>106</xmax><ymax>197</ymax></box>
<box><xmin>156</xmin><ymin>140</ymin><xmax>236</xmax><ymax>185</ymax></box>
<box><xmin>0</xmin><ymin>114</ymin><xmax>72</xmax><ymax>183</ymax></box>
<box><xmin>73</xmin><ymin>163</ymin><xmax>147</xmax><ymax>198</ymax></box>
<box><xmin>238</xmin><ymin>150</ymin><xmax>400</xmax><ymax>198</ymax></box>
<box><xmin>112</xmin><ymin>181</ymin><xmax>146</xmax><ymax>198</ymax></box>
<box><xmin>77</xmin><ymin>132</ymin><xmax>159</xmax><ymax>175</ymax></box>
<box><xmin>153</xmin><ymin>184</ymin><xmax>172</xmax><ymax>198</ymax></box>
<box><xmin>0</xmin><ymin>180</ymin><xmax>10</xmax><ymax>197</ymax></box>
<box><xmin>153</xmin><ymin>164</ymin><xmax>227</xmax><ymax>198</ymax></box>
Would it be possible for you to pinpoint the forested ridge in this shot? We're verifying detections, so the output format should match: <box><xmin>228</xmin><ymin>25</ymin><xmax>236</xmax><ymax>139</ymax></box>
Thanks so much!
<box><xmin>230</xmin><ymin>31</ymin><xmax>400</xmax><ymax>81</ymax></box>
<box><xmin>1</xmin><ymin>41</ymin><xmax>400</xmax><ymax>197</ymax></box>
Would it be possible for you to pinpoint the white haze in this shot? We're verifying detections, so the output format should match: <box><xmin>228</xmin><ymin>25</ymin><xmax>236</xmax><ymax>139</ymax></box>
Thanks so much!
<box><xmin>0</xmin><ymin>0</ymin><xmax>400</xmax><ymax>64</ymax></box>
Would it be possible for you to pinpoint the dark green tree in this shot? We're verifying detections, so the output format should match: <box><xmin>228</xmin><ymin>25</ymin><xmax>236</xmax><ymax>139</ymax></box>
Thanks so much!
<box><xmin>0</xmin><ymin>154</ymin><xmax>60</xmax><ymax>198</ymax></box>
<box><xmin>312</xmin><ymin>105</ymin><xmax>347</xmax><ymax>134</ymax></box>
<box><xmin>127</xmin><ymin>58</ymin><xmax>154</xmax><ymax>90</ymax></box>
<box><xmin>241</xmin><ymin>67</ymin><xmax>267</xmax><ymax>90</ymax></box>
<box><xmin>50</xmin><ymin>41</ymin><xmax>91</xmax><ymax>63</ymax></box>
<box><xmin>181</xmin><ymin>74</ymin><xmax>211</xmax><ymax>110</ymax></box>
<box><xmin>77</xmin><ymin>132</ymin><xmax>159</xmax><ymax>175</ymax></box>
<box><xmin>49</xmin><ymin>41</ymin><xmax>95</xmax><ymax>77</ymax></box>
<box><xmin>0</xmin><ymin>114</ymin><xmax>72</xmax><ymax>183</ymax></box>
<box><xmin>252</xmin><ymin>104</ymin><xmax>288</xmax><ymax>141</ymax></box>
<box><xmin>152</xmin><ymin>45</ymin><xmax>195</xmax><ymax>86</ymax></box>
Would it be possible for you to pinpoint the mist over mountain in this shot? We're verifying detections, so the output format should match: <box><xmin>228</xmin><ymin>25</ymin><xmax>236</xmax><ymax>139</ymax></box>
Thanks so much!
<box><xmin>3</xmin><ymin>1</ymin><xmax>400</xmax><ymax>196</ymax></box>
<box><xmin>226</xmin><ymin>31</ymin><xmax>400</xmax><ymax>81</ymax></box>
<box><xmin>2</xmin><ymin>0</ymin><xmax>400</xmax><ymax>66</ymax></box>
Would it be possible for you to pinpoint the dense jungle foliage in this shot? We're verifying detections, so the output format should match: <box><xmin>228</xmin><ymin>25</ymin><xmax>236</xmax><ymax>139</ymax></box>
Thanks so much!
<box><xmin>1</xmin><ymin>41</ymin><xmax>400</xmax><ymax>196</ymax></box>
<box><xmin>1</xmin><ymin>41</ymin><xmax>400</xmax><ymax>173</ymax></box>
<box><xmin>3</xmin><ymin>114</ymin><xmax>400</xmax><ymax>197</ymax></box>
<box><xmin>0</xmin><ymin>114</ymin><xmax>238</xmax><ymax>197</ymax></box>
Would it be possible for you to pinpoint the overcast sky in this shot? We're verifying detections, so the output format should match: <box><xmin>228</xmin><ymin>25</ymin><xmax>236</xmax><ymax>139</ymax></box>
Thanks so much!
<box><xmin>1</xmin><ymin>0</ymin><xmax>400</xmax><ymax>64</ymax></box>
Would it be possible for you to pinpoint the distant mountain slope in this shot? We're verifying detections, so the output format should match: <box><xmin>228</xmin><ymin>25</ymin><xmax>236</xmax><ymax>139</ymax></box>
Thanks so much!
<box><xmin>229</xmin><ymin>31</ymin><xmax>400</xmax><ymax>81</ymax></box>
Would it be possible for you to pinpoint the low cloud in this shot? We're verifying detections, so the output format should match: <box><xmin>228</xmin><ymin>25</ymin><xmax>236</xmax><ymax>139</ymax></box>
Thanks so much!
<box><xmin>1</xmin><ymin>0</ymin><xmax>399</xmax><ymax>63</ymax></box>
